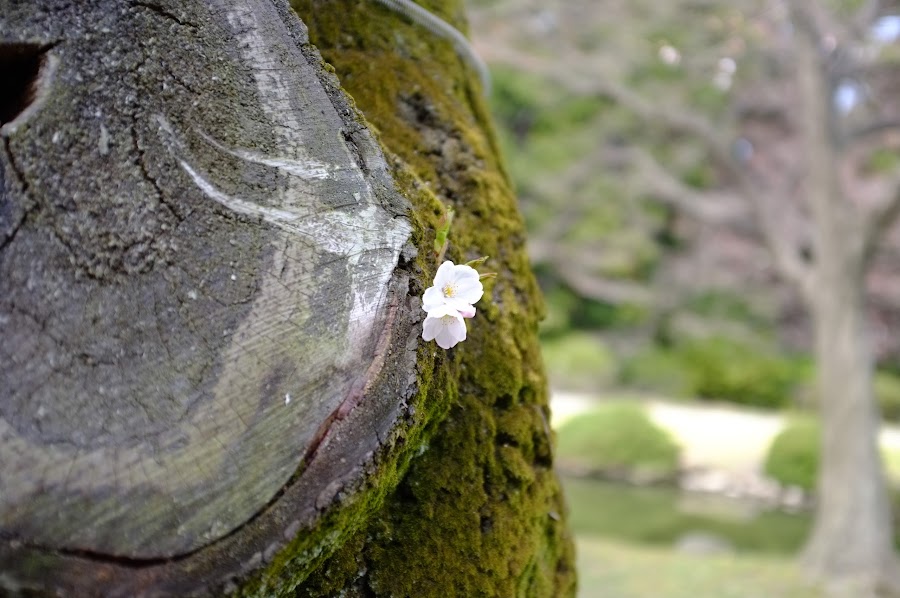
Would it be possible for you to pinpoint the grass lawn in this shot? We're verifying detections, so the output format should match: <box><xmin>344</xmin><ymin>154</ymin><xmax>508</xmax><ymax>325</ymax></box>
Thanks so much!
<box><xmin>576</xmin><ymin>535</ymin><xmax>821</xmax><ymax>598</ymax></box>
<box><xmin>564</xmin><ymin>477</ymin><xmax>810</xmax><ymax>554</ymax></box>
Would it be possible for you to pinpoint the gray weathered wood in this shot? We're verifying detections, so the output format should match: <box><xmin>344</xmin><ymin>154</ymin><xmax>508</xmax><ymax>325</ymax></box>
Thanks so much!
<box><xmin>0</xmin><ymin>0</ymin><xmax>415</xmax><ymax>594</ymax></box>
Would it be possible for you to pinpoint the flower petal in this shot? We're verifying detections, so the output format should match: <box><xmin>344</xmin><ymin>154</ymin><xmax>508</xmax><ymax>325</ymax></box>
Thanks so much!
<box><xmin>435</xmin><ymin>317</ymin><xmax>467</xmax><ymax>349</ymax></box>
<box><xmin>435</xmin><ymin>328</ymin><xmax>455</xmax><ymax>349</ymax></box>
<box><xmin>422</xmin><ymin>286</ymin><xmax>445</xmax><ymax>312</ymax></box>
<box><xmin>449</xmin><ymin>317</ymin><xmax>467</xmax><ymax>343</ymax></box>
<box><xmin>433</xmin><ymin>260</ymin><xmax>456</xmax><ymax>287</ymax></box>
<box><xmin>458</xmin><ymin>304</ymin><xmax>476</xmax><ymax>318</ymax></box>
<box><xmin>422</xmin><ymin>315</ymin><xmax>441</xmax><ymax>341</ymax></box>
<box><xmin>426</xmin><ymin>303</ymin><xmax>460</xmax><ymax>319</ymax></box>
<box><xmin>451</xmin><ymin>264</ymin><xmax>480</xmax><ymax>282</ymax></box>
<box><xmin>454</xmin><ymin>278</ymin><xmax>484</xmax><ymax>304</ymax></box>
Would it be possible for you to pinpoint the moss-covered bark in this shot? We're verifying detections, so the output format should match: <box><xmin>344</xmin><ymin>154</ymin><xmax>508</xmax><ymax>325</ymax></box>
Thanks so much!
<box><xmin>289</xmin><ymin>1</ymin><xmax>577</xmax><ymax>596</ymax></box>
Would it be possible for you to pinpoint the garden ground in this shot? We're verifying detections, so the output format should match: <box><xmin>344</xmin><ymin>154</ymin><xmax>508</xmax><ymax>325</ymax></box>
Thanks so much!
<box><xmin>575</xmin><ymin>535</ymin><xmax>820</xmax><ymax>598</ymax></box>
<box><xmin>555</xmin><ymin>392</ymin><xmax>900</xmax><ymax>597</ymax></box>
<box><xmin>552</xmin><ymin>391</ymin><xmax>900</xmax><ymax>479</ymax></box>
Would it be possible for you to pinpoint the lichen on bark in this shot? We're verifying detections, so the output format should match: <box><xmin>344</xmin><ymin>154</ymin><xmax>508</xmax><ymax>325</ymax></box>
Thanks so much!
<box><xmin>288</xmin><ymin>1</ymin><xmax>577</xmax><ymax>596</ymax></box>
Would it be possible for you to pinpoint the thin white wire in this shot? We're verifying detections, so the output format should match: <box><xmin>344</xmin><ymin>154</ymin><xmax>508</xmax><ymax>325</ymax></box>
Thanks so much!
<box><xmin>372</xmin><ymin>0</ymin><xmax>492</xmax><ymax>95</ymax></box>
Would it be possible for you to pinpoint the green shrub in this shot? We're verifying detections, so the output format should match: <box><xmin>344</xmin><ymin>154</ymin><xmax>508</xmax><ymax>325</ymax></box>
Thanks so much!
<box><xmin>541</xmin><ymin>333</ymin><xmax>618</xmax><ymax>391</ymax></box>
<box><xmin>678</xmin><ymin>337</ymin><xmax>801</xmax><ymax>408</ymax></box>
<box><xmin>764</xmin><ymin>418</ymin><xmax>820</xmax><ymax>491</ymax></box>
<box><xmin>876</xmin><ymin>371</ymin><xmax>900</xmax><ymax>422</ymax></box>
<box><xmin>864</xmin><ymin>148</ymin><xmax>900</xmax><ymax>175</ymax></box>
<box><xmin>539</xmin><ymin>287</ymin><xmax>579</xmax><ymax>338</ymax></box>
<box><xmin>620</xmin><ymin>337</ymin><xmax>807</xmax><ymax>408</ymax></box>
<box><xmin>619</xmin><ymin>347</ymin><xmax>692</xmax><ymax>397</ymax></box>
<box><xmin>556</xmin><ymin>402</ymin><xmax>680</xmax><ymax>480</ymax></box>
<box><xmin>684</xmin><ymin>290</ymin><xmax>768</xmax><ymax>330</ymax></box>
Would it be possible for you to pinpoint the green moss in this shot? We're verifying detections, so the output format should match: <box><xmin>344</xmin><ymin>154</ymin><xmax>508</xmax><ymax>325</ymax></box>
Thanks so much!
<box><xmin>279</xmin><ymin>1</ymin><xmax>575</xmax><ymax>596</ymax></box>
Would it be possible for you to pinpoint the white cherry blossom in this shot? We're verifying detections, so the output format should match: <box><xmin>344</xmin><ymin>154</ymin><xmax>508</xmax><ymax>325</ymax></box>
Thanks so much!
<box><xmin>422</xmin><ymin>260</ymin><xmax>483</xmax><ymax>317</ymax></box>
<box><xmin>422</xmin><ymin>304</ymin><xmax>468</xmax><ymax>349</ymax></box>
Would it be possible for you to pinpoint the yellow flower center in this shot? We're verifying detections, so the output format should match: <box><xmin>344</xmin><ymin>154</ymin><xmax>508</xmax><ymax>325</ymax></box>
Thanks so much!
<box><xmin>441</xmin><ymin>314</ymin><xmax>456</xmax><ymax>325</ymax></box>
<box><xmin>442</xmin><ymin>283</ymin><xmax>457</xmax><ymax>298</ymax></box>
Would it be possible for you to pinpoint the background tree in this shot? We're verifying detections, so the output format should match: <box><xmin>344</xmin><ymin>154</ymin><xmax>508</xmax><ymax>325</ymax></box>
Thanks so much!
<box><xmin>470</xmin><ymin>0</ymin><xmax>900</xmax><ymax>593</ymax></box>
<box><xmin>0</xmin><ymin>0</ymin><xmax>575</xmax><ymax>596</ymax></box>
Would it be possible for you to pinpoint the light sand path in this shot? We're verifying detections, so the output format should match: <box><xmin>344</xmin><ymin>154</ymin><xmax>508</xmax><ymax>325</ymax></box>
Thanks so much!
<box><xmin>552</xmin><ymin>391</ymin><xmax>900</xmax><ymax>476</ymax></box>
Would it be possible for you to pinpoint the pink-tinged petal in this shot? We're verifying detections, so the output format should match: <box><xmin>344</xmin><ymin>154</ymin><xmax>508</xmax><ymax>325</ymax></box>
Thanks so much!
<box><xmin>433</xmin><ymin>260</ymin><xmax>456</xmax><ymax>287</ymax></box>
<box><xmin>422</xmin><ymin>286</ymin><xmax>445</xmax><ymax>312</ymax></box>
<box><xmin>454</xmin><ymin>278</ymin><xmax>484</xmax><ymax>304</ymax></box>
<box><xmin>458</xmin><ymin>305</ymin><xmax>476</xmax><ymax>318</ymax></box>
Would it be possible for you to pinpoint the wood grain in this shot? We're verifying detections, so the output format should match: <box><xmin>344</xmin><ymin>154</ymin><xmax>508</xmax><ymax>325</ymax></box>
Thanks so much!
<box><xmin>0</xmin><ymin>0</ymin><xmax>414</xmax><ymax>592</ymax></box>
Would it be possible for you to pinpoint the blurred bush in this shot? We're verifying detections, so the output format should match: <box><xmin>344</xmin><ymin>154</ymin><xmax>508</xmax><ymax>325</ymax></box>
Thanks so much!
<box><xmin>619</xmin><ymin>337</ymin><xmax>808</xmax><ymax>408</ymax></box>
<box><xmin>876</xmin><ymin>371</ymin><xmax>900</xmax><ymax>421</ymax></box>
<box><xmin>763</xmin><ymin>418</ymin><xmax>820</xmax><ymax>492</ymax></box>
<box><xmin>556</xmin><ymin>401</ymin><xmax>680</xmax><ymax>482</ymax></box>
<box><xmin>678</xmin><ymin>337</ymin><xmax>805</xmax><ymax>409</ymax></box>
<box><xmin>618</xmin><ymin>347</ymin><xmax>692</xmax><ymax>397</ymax></box>
<box><xmin>541</xmin><ymin>333</ymin><xmax>618</xmax><ymax>391</ymax></box>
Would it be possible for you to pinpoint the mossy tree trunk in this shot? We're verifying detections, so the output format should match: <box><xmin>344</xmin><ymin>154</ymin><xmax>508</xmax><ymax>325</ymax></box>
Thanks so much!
<box><xmin>288</xmin><ymin>1</ymin><xmax>576</xmax><ymax>595</ymax></box>
<box><xmin>0</xmin><ymin>0</ymin><xmax>575</xmax><ymax>596</ymax></box>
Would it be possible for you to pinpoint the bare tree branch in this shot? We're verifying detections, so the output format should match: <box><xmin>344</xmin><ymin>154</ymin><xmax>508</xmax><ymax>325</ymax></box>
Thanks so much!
<box><xmin>788</xmin><ymin>0</ymin><xmax>832</xmax><ymax>47</ymax></box>
<box><xmin>556</xmin><ymin>262</ymin><xmax>656</xmax><ymax>306</ymax></box>
<box><xmin>591</xmin><ymin>77</ymin><xmax>743</xmax><ymax>178</ymax></box>
<box><xmin>844</xmin><ymin>118</ymin><xmax>900</xmax><ymax>146</ymax></box>
<box><xmin>861</xmin><ymin>170</ymin><xmax>900</xmax><ymax>263</ymax></box>
<box><xmin>760</xmin><ymin>208</ymin><xmax>815</xmax><ymax>291</ymax></box>
<box><xmin>476</xmin><ymin>41</ymin><xmax>747</xmax><ymax>180</ymax></box>
<box><xmin>852</xmin><ymin>0</ymin><xmax>882</xmax><ymax>37</ymax></box>
<box><xmin>609</xmin><ymin>146</ymin><xmax>751</xmax><ymax>228</ymax></box>
<box><xmin>615</xmin><ymin>144</ymin><xmax>813</xmax><ymax>289</ymax></box>
<box><xmin>527</xmin><ymin>238</ymin><xmax>656</xmax><ymax>305</ymax></box>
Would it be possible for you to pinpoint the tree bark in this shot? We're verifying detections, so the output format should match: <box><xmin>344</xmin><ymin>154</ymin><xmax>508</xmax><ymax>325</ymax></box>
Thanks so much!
<box><xmin>0</xmin><ymin>0</ymin><xmax>575</xmax><ymax>596</ymax></box>
<box><xmin>792</xmin><ymin>6</ymin><xmax>900</xmax><ymax>591</ymax></box>
<box><xmin>288</xmin><ymin>1</ymin><xmax>576</xmax><ymax>596</ymax></box>
<box><xmin>802</xmin><ymin>253</ymin><xmax>900</xmax><ymax>595</ymax></box>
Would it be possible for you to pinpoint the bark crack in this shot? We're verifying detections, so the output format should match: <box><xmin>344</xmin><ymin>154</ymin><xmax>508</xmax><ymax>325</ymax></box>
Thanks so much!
<box><xmin>130</xmin><ymin>1</ymin><xmax>198</xmax><ymax>30</ymax></box>
<box><xmin>1</xmin><ymin>137</ymin><xmax>36</xmax><ymax>253</ymax></box>
<box><xmin>128</xmin><ymin>116</ymin><xmax>185</xmax><ymax>223</ymax></box>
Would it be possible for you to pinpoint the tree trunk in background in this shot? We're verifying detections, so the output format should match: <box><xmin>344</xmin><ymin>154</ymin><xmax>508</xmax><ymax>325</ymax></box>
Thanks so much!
<box><xmin>792</xmin><ymin>14</ymin><xmax>900</xmax><ymax>594</ymax></box>
<box><xmin>0</xmin><ymin>0</ymin><xmax>575</xmax><ymax>596</ymax></box>
<box><xmin>802</xmin><ymin>254</ymin><xmax>900</xmax><ymax>595</ymax></box>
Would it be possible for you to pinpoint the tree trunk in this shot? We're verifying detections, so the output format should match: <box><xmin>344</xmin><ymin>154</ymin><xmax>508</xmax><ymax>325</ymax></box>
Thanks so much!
<box><xmin>802</xmin><ymin>253</ymin><xmax>900</xmax><ymax>595</ymax></box>
<box><xmin>790</xmin><ymin>7</ymin><xmax>900</xmax><ymax>593</ymax></box>
<box><xmin>0</xmin><ymin>0</ymin><xmax>575</xmax><ymax>596</ymax></box>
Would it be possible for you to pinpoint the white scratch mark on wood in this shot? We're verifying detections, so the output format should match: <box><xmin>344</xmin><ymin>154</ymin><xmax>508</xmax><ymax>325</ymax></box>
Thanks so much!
<box><xmin>197</xmin><ymin>130</ymin><xmax>337</xmax><ymax>180</ymax></box>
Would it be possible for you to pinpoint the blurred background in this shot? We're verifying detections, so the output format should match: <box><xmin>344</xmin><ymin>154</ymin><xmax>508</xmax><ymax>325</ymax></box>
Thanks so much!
<box><xmin>464</xmin><ymin>0</ymin><xmax>900</xmax><ymax>596</ymax></box>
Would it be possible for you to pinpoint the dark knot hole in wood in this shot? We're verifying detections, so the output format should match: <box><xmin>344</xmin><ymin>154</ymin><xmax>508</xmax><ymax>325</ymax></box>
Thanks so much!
<box><xmin>0</xmin><ymin>43</ymin><xmax>47</xmax><ymax>127</ymax></box>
